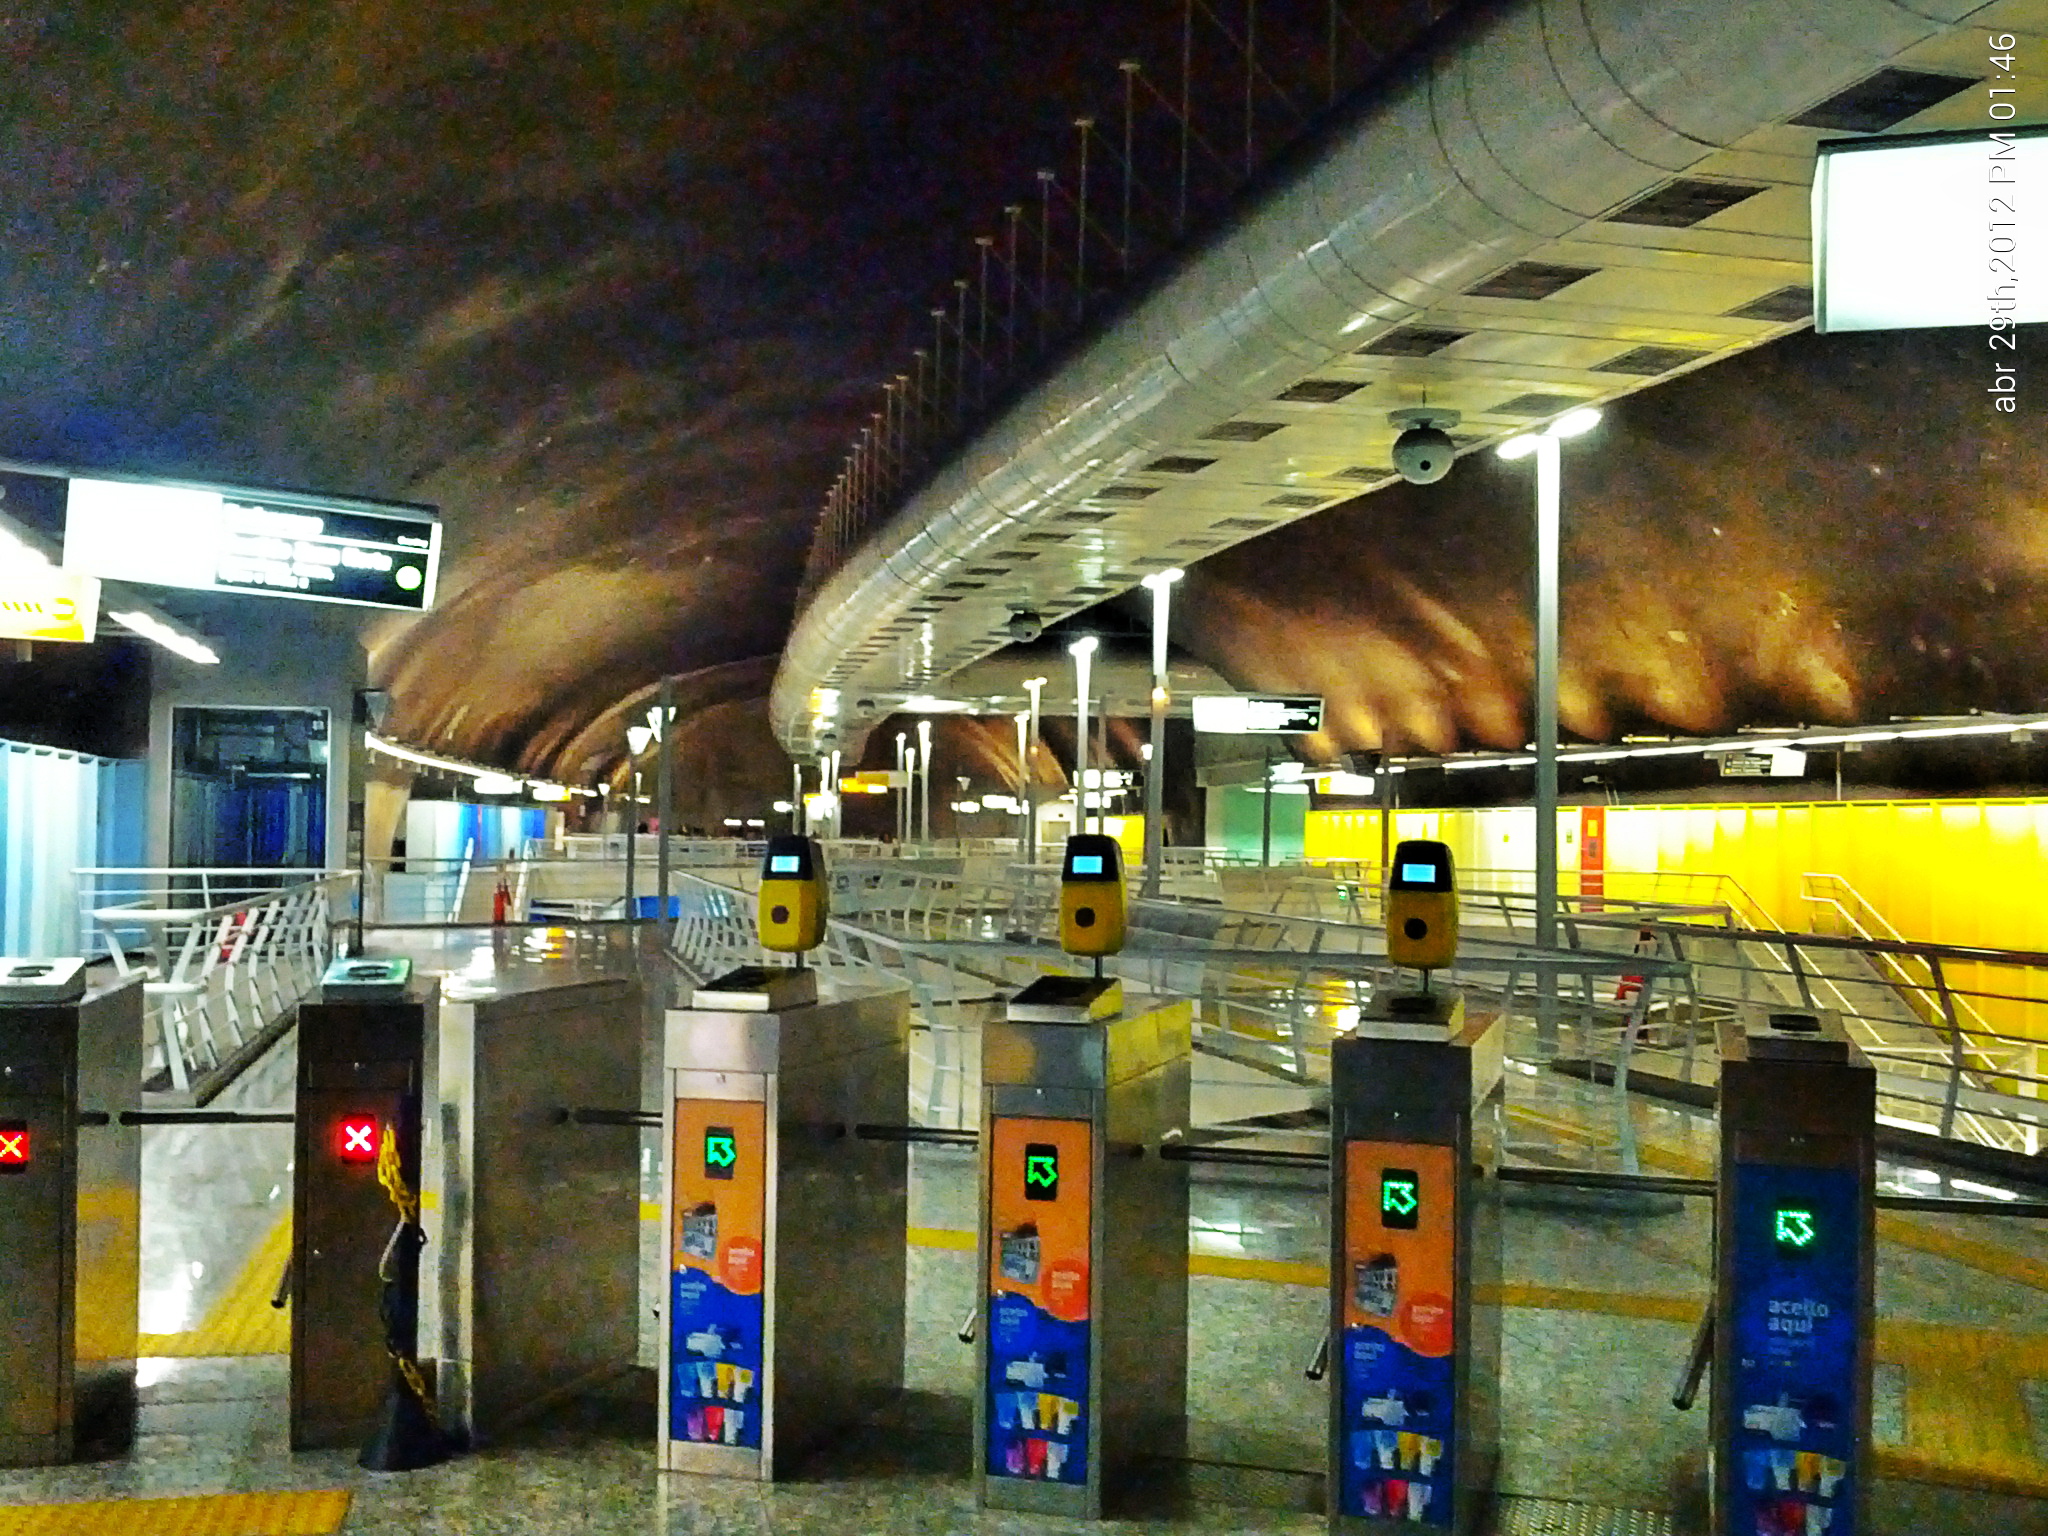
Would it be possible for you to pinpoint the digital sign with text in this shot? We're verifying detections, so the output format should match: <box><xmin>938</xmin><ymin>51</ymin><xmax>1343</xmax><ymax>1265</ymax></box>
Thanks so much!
<box><xmin>63</xmin><ymin>476</ymin><xmax>440</xmax><ymax>612</ymax></box>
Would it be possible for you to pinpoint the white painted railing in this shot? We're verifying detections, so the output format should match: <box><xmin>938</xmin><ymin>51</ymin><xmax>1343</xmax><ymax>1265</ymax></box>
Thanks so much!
<box><xmin>88</xmin><ymin>871</ymin><xmax>353</xmax><ymax>1098</ymax></box>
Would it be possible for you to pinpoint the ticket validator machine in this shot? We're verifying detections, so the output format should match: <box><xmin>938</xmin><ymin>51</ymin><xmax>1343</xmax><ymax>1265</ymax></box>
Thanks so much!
<box><xmin>1328</xmin><ymin>841</ymin><xmax>1501</xmax><ymax>1532</ymax></box>
<box><xmin>1711</xmin><ymin>1006</ymin><xmax>1873</xmax><ymax>1536</ymax></box>
<box><xmin>0</xmin><ymin>962</ymin><xmax>142</xmax><ymax>1467</ymax></box>
<box><xmin>293</xmin><ymin>956</ymin><xmax>442</xmax><ymax>1461</ymax></box>
<box><xmin>976</xmin><ymin>833</ymin><xmax>1192</xmax><ymax>1518</ymax></box>
<box><xmin>659</xmin><ymin>835</ymin><xmax>909</xmax><ymax>1478</ymax></box>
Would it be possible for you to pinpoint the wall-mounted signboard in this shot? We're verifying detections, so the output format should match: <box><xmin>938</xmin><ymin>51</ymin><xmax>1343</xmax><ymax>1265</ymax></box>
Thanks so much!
<box><xmin>0</xmin><ymin>567</ymin><xmax>100</xmax><ymax>643</ymax></box>
<box><xmin>1191</xmin><ymin>694</ymin><xmax>1324</xmax><ymax>735</ymax></box>
<box><xmin>61</xmin><ymin>474</ymin><xmax>441</xmax><ymax>612</ymax></box>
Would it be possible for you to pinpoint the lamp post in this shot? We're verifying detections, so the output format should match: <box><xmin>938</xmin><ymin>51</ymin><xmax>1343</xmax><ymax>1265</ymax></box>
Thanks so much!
<box><xmin>1496</xmin><ymin>405</ymin><xmax>1601</xmax><ymax>1052</ymax></box>
<box><xmin>625</xmin><ymin>722</ymin><xmax>655</xmax><ymax>920</ymax></box>
<box><xmin>894</xmin><ymin>730</ymin><xmax>909</xmax><ymax>843</ymax></box>
<box><xmin>1023</xmin><ymin>676</ymin><xmax>1046</xmax><ymax>863</ymax></box>
<box><xmin>916</xmin><ymin>718</ymin><xmax>933</xmax><ymax>844</ymax></box>
<box><xmin>652</xmin><ymin>685</ymin><xmax>674</xmax><ymax>922</ymax></box>
<box><xmin>1067</xmin><ymin>636</ymin><xmax>1097</xmax><ymax>837</ymax></box>
<box><xmin>1014</xmin><ymin>710</ymin><xmax>1030</xmax><ymax>857</ymax></box>
<box><xmin>1140</xmin><ymin>567</ymin><xmax>1184</xmax><ymax>898</ymax></box>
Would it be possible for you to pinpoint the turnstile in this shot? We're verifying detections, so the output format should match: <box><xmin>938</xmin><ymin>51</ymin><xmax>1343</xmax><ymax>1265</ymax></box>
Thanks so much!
<box><xmin>0</xmin><ymin>972</ymin><xmax>142</xmax><ymax>1466</ymax></box>
<box><xmin>291</xmin><ymin>981</ymin><xmax>437</xmax><ymax>1451</ymax></box>
<box><xmin>1327</xmin><ymin>993</ymin><xmax>1501</xmax><ymax>1532</ymax></box>
<box><xmin>1712</xmin><ymin>1007</ymin><xmax>1872</xmax><ymax>1536</ymax></box>
<box><xmin>428</xmin><ymin>974</ymin><xmax>640</xmax><ymax>1440</ymax></box>
<box><xmin>658</xmin><ymin>978</ymin><xmax>909</xmax><ymax>1477</ymax></box>
<box><xmin>976</xmin><ymin>986</ymin><xmax>1192</xmax><ymax>1517</ymax></box>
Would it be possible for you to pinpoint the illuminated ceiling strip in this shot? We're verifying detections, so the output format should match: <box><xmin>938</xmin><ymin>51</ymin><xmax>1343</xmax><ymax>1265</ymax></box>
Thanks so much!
<box><xmin>365</xmin><ymin>731</ymin><xmax>588</xmax><ymax>798</ymax></box>
<box><xmin>1405</xmin><ymin>716</ymin><xmax>2048</xmax><ymax>775</ymax></box>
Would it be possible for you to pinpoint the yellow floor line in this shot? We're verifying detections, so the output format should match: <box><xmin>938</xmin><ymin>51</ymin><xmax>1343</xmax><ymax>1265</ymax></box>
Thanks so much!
<box><xmin>0</xmin><ymin>1489</ymin><xmax>349</xmax><ymax>1536</ymax></box>
<box><xmin>139</xmin><ymin>1213</ymin><xmax>292</xmax><ymax>1359</ymax></box>
<box><xmin>908</xmin><ymin>1225</ymin><xmax>976</xmax><ymax>1253</ymax></box>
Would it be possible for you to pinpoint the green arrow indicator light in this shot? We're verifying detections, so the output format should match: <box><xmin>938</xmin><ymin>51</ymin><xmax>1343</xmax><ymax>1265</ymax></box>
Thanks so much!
<box><xmin>1023</xmin><ymin>1142</ymin><xmax>1060</xmax><ymax>1201</ymax></box>
<box><xmin>1379</xmin><ymin>1168</ymin><xmax>1420</xmax><ymax>1229</ymax></box>
<box><xmin>1774</xmin><ymin>1207</ymin><xmax>1816</xmax><ymax>1251</ymax></box>
<box><xmin>704</xmin><ymin>1128</ymin><xmax>737</xmax><ymax>1179</ymax></box>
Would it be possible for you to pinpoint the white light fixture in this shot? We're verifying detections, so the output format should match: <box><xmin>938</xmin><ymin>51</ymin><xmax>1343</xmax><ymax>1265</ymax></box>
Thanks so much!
<box><xmin>626</xmin><ymin>724</ymin><xmax>653</xmax><ymax>756</ymax></box>
<box><xmin>772</xmin><ymin>799</ymin><xmax>793</xmax><ymax>813</ymax></box>
<box><xmin>529</xmin><ymin>783</ymin><xmax>571</xmax><ymax>802</ymax></box>
<box><xmin>1315</xmin><ymin>771</ymin><xmax>1376</xmax><ymax>796</ymax></box>
<box><xmin>723</xmin><ymin>817</ymin><xmax>743</xmax><ymax>828</ymax></box>
<box><xmin>110</xmin><ymin>609</ymin><xmax>219</xmax><ymax>665</ymax></box>
<box><xmin>472</xmin><ymin>772</ymin><xmax>522</xmax><ymax>796</ymax></box>
<box><xmin>746</xmin><ymin>818</ymin><xmax>765</xmax><ymax>829</ymax></box>
<box><xmin>1067</xmin><ymin>636</ymin><xmax>1098</xmax><ymax>659</ymax></box>
<box><xmin>901</xmin><ymin>694</ymin><xmax>972</xmax><ymax>714</ymax></box>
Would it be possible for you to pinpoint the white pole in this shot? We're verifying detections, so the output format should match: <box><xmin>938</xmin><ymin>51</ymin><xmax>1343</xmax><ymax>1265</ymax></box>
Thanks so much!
<box><xmin>1141</xmin><ymin>569</ymin><xmax>1182</xmax><ymax>897</ymax></box>
<box><xmin>1024</xmin><ymin>677</ymin><xmax>1046</xmax><ymax>863</ymax></box>
<box><xmin>1069</xmin><ymin>637</ymin><xmax>1097</xmax><ymax>839</ymax></box>
<box><xmin>916</xmin><ymin>718</ymin><xmax>933</xmax><ymax>844</ymax></box>
<box><xmin>894</xmin><ymin>731</ymin><xmax>908</xmax><ymax>843</ymax></box>
<box><xmin>1534</xmin><ymin>434</ymin><xmax>1561</xmax><ymax>1050</ymax></box>
<box><xmin>1014</xmin><ymin>711</ymin><xmax>1030</xmax><ymax>854</ymax></box>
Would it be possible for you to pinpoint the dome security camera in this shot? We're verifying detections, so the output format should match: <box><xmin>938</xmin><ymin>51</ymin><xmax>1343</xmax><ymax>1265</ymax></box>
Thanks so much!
<box><xmin>1388</xmin><ymin>408</ymin><xmax>1462</xmax><ymax>486</ymax></box>
<box><xmin>1006</xmin><ymin>608</ymin><xmax>1045</xmax><ymax>643</ymax></box>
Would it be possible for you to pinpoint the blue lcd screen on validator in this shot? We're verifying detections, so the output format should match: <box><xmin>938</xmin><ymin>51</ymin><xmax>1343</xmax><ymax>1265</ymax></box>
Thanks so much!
<box><xmin>1071</xmin><ymin>855</ymin><xmax>1104</xmax><ymax>875</ymax></box>
<box><xmin>1400</xmin><ymin>863</ymin><xmax>1436</xmax><ymax>882</ymax></box>
<box><xmin>769</xmin><ymin>855</ymin><xmax>800</xmax><ymax>874</ymax></box>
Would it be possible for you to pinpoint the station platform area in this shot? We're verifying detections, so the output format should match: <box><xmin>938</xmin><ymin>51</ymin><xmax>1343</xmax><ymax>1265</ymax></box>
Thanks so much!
<box><xmin>2</xmin><ymin>924</ymin><xmax>2044</xmax><ymax>1536</ymax></box>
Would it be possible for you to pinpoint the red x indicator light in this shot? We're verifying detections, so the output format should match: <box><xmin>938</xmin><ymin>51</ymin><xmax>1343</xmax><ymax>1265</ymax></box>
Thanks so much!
<box><xmin>0</xmin><ymin>1122</ymin><xmax>29</xmax><ymax>1171</ymax></box>
<box><xmin>337</xmin><ymin>1117</ymin><xmax>380</xmax><ymax>1164</ymax></box>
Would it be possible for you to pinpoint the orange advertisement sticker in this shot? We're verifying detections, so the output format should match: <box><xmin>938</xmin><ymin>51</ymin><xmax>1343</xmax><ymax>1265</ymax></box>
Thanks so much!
<box><xmin>987</xmin><ymin>1116</ymin><xmax>1091</xmax><ymax>1322</ymax></box>
<box><xmin>1342</xmin><ymin>1141</ymin><xmax>1455</xmax><ymax>1358</ymax></box>
<box><xmin>672</xmin><ymin>1097</ymin><xmax>766</xmax><ymax>1296</ymax></box>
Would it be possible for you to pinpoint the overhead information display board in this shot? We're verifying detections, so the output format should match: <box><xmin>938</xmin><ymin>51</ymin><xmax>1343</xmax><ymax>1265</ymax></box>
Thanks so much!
<box><xmin>1191</xmin><ymin>694</ymin><xmax>1324</xmax><ymax>735</ymax></box>
<box><xmin>62</xmin><ymin>475</ymin><xmax>440</xmax><ymax>612</ymax></box>
<box><xmin>1814</xmin><ymin>127</ymin><xmax>2047</xmax><ymax>333</ymax></box>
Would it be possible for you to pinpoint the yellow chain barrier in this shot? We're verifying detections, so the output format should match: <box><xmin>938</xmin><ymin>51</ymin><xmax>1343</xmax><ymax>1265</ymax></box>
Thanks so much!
<box><xmin>374</xmin><ymin>1119</ymin><xmax>435</xmax><ymax>1416</ymax></box>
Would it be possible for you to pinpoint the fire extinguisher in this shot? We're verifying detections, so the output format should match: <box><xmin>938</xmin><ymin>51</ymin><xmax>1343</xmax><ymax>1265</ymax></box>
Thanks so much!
<box><xmin>492</xmin><ymin>878</ymin><xmax>511</xmax><ymax>925</ymax></box>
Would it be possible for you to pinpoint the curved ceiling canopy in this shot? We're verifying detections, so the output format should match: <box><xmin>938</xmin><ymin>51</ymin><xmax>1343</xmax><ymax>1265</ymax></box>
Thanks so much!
<box><xmin>775</xmin><ymin>0</ymin><xmax>2043</xmax><ymax>762</ymax></box>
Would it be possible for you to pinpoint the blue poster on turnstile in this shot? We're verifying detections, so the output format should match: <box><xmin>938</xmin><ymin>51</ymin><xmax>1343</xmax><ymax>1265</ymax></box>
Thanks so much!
<box><xmin>1727</xmin><ymin>1164</ymin><xmax>1860</xmax><ymax>1536</ymax></box>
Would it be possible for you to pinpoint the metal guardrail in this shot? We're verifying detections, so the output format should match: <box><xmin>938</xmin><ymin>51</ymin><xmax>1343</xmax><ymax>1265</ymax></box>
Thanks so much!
<box><xmin>665</xmin><ymin>854</ymin><xmax>2048</xmax><ymax>1167</ymax></box>
<box><xmin>89</xmin><ymin>871</ymin><xmax>353</xmax><ymax>1100</ymax></box>
<box><xmin>664</xmin><ymin>860</ymin><xmax>1688</xmax><ymax>1152</ymax></box>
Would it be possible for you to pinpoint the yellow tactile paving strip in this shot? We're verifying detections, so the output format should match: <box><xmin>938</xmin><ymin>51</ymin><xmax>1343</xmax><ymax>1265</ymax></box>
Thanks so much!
<box><xmin>0</xmin><ymin>1490</ymin><xmax>349</xmax><ymax>1536</ymax></box>
<box><xmin>138</xmin><ymin>1214</ymin><xmax>292</xmax><ymax>1359</ymax></box>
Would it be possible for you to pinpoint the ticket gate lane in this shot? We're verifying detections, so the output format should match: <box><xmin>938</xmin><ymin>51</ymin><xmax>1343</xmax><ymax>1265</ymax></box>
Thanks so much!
<box><xmin>1327</xmin><ymin>999</ymin><xmax>1502</xmax><ymax>1534</ymax></box>
<box><xmin>431</xmin><ymin>973</ymin><xmax>640</xmax><ymax>1439</ymax></box>
<box><xmin>0</xmin><ymin>974</ymin><xmax>143</xmax><ymax>1467</ymax></box>
<box><xmin>659</xmin><ymin>982</ymin><xmax>910</xmax><ymax>1477</ymax></box>
<box><xmin>291</xmin><ymin>987</ymin><xmax>434</xmax><ymax>1453</ymax></box>
<box><xmin>976</xmin><ymin>995</ymin><xmax>1193</xmax><ymax>1518</ymax></box>
<box><xmin>1712</xmin><ymin>1008</ymin><xmax>1874</xmax><ymax>1536</ymax></box>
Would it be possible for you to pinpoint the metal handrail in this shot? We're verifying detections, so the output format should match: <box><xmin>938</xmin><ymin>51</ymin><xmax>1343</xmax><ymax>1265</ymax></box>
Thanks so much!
<box><xmin>91</xmin><ymin>871</ymin><xmax>354</xmax><ymax>1099</ymax></box>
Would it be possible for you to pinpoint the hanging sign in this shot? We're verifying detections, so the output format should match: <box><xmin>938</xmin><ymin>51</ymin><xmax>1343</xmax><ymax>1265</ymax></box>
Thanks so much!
<box><xmin>0</xmin><ymin>567</ymin><xmax>99</xmax><ymax>643</ymax></box>
<box><xmin>1191</xmin><ymin>695</ymin><xmax>1324</xmax><ymax>734</ymax></box>
<box><xmin>62</xmin><ymin>474</ymin><xmax>440</xmax><ymax>612</ymax></box>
